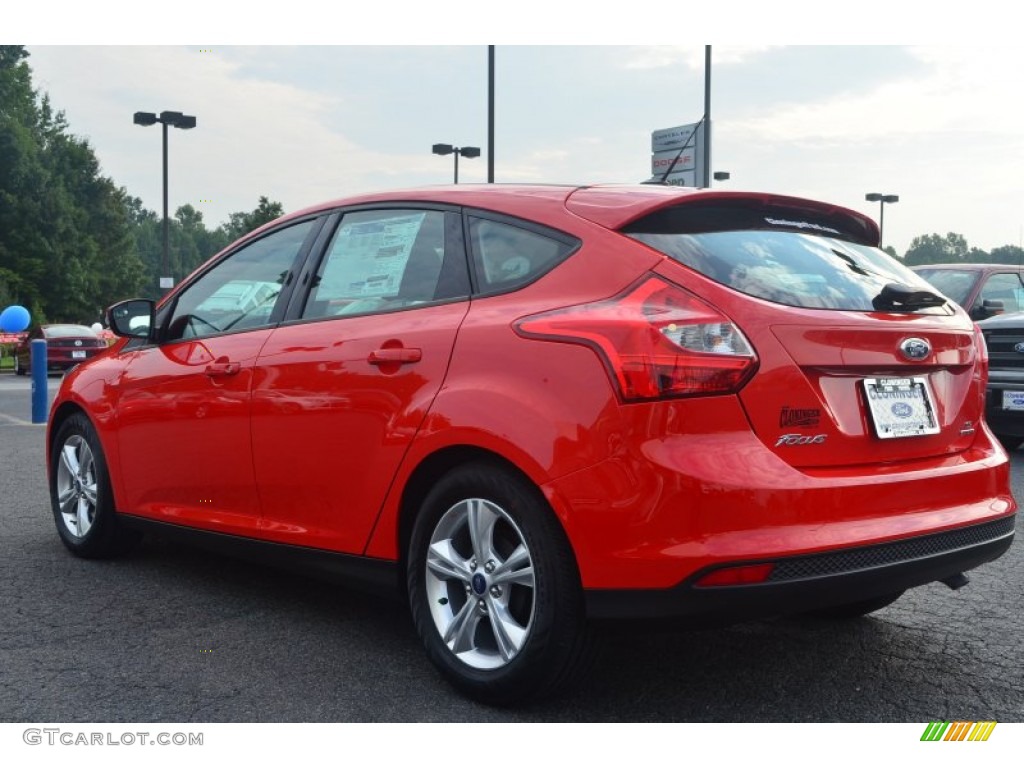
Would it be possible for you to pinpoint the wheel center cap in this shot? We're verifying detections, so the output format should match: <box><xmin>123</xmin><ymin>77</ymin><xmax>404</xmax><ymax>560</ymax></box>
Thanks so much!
<box><xmin>471</xmin><ymin>573</ymin><xmax>487</xmax><ymax>595</ymax></box>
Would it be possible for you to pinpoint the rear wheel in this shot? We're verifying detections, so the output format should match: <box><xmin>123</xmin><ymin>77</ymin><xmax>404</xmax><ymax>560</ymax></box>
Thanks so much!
<box><xmin>50</xmin><ymin>412</ymin><xmax>140</xmax><ymax>558</ymax></box>
<box><xmin>802</xmin><ymin>590</ymin><xmax>904</xmax><ymax>620</ymax></box>
<box><xmin>406</xmin><ymin>463</ymin><xmax>590</xmax><ymax>705</ymax></box>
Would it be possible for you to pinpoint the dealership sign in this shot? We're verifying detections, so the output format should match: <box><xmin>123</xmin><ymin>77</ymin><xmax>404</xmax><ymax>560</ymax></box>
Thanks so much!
<box><xmin>651</xmin><ymin>149</ymin><xmax>695</xmax><ymax>175</ymax></box>
<box><xmin>650</xmin><ymin>121</ymin><xmax>705</xmax><ymax>187</ymax></box>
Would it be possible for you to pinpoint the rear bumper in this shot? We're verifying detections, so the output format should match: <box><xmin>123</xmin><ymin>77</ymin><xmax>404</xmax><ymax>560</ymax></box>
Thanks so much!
<box><xmin>586</xmin><ymin>514</ymin><xmax>1016</xmax><ymax>621</ymax></box>
<box><xmin>547</xmin><ymin>397</ymin><xmax>1015</xmax><ymax>590</ymax></box>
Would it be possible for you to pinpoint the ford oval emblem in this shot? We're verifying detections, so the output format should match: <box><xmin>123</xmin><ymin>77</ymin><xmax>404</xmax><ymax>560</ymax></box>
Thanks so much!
<box><xmin>471</xmin><ymin>573</ymin><xmax>487</xmax><ymax>595</ymax></box>
<box><xmin>891</xmin><ymin>403</ymin><xmax>914</xmax><ymax>419</ymax></box>
<box><xmin>1015</xmin><ymin>342</ymin><xmax>1024</xmax><ymax>354</ymax></box>
<box><xmin>900</xmin><ymin>338</ymin><xmax>930</xmax><ymax>361</ymax></box>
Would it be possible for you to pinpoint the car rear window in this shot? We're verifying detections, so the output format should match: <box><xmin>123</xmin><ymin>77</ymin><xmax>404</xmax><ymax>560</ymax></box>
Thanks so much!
<box><xmin>624</xmin><ymin>206</ymin><xmax>942</xmax><ymax>312</ymax></box>
<box><xmin>45</xmin><ymin>325</ymin><xmax>97</xmax><ymax>338</ymax></box>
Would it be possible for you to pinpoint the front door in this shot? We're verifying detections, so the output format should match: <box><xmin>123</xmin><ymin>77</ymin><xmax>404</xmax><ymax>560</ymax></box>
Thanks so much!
<box><xmin>114</xmin><ymin>219</ymin><xmax>319</xmax><ymax>536</ymax></box>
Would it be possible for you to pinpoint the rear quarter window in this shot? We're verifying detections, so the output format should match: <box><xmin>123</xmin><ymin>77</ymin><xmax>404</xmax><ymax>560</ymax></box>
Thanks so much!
<box><xmin>467</xmin><ymin>217</ymin><xmax>579</xmax><ymax>294</ymax></box>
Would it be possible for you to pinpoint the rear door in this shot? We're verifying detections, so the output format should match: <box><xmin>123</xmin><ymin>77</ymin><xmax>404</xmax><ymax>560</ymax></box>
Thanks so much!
<box><xmin>250</xmin><ymin>208</ymin><xmax>471</xmax><ymax>553</ymax></box>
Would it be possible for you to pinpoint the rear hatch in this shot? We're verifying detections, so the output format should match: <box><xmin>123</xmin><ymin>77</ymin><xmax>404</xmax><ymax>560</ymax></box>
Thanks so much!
<box><xmin>616</xmin><ymin>195</ymin><xmax>983</xmax><ymax>469</ymax></box>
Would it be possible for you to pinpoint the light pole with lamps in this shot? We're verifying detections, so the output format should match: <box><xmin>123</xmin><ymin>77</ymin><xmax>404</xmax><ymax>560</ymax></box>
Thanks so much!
<box><xmin>432</xmin><ymin>144</ymin><xmax>481</xmax><ymax>184</ymax></box>
<box><xmin>865</xmin><ymin>192</ymin><xmax>899</xmax><ymax>250</ymax></box>
<box><xmin>134</xmin><ymin>110</ymin><xmax>197</xmax><ymax>292</ymax></box>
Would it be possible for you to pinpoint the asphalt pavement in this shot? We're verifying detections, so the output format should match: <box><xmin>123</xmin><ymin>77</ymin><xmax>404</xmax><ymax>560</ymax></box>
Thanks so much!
<box><xmin>1</xmin><ymin>370</ymin><xmax>1021</xmax><ymax>722</ymax></box>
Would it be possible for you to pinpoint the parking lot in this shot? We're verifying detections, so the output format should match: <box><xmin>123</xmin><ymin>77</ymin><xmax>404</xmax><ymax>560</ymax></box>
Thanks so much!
<box><xmin>1</xmin><ymin>371</ymin><xmax>1021</xmax><ymax>722</ymax></box>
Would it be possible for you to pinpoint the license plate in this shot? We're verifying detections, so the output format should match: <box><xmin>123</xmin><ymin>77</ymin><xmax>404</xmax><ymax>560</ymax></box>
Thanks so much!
<box><xmin>71</xmin><ymin>350</ymin><xmax>86</xmax><ymax>359</ymax></box>
<box><xmin>1002</xmin><ymin>390</ymin><xmax>1024</xmax><ymax>411</ymax></box>
<box><xmin>863</xmin><ymin>377</ymin><xmax>941</xmax><ymax>439</ymax></box>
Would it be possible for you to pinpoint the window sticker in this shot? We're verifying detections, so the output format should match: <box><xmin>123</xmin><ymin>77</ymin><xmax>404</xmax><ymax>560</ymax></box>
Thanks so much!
<box><xmin>319</xmin><ymin>212</ymin><xmax>426</xmax><ymax>300</ymax></box>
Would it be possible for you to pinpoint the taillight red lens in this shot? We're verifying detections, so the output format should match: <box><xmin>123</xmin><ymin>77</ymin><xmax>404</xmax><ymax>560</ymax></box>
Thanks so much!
<box><xmin>515</xmin><ymin>275</ymin><xmax>758</xmax><ymax>401</ymax></box>
<box><xmin>974</xmin><ymin>323</ymin><xmax>989</xmax><ymax>414</ymax></box>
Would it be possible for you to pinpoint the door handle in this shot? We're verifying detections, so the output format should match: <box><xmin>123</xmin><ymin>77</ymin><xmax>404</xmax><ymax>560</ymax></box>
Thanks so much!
<box><xmin>205</xmin><ymin>361</ymin><xmax>241</xmax><ymax>377</ymax></box>
<box><xmin>368</xmin><ymin>347</ymin><xmax>422</xmax><ymax>365</ymax></box>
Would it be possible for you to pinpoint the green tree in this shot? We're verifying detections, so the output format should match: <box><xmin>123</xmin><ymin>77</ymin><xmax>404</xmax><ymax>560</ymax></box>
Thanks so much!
<box><xmin>0</xmin><ymin>46</ymin><xmax>145</xmax><ymax>322</ymax></box>
<box><xmin>989</xmin><ymin>245</ymin><xmax>1024</xmax><ymax>266</ymax></box>
<box><xmin>0</xmin><ymin>46</ymin><xmax>51</xmax><ymax>318</ymax></box>
<box><xmin>218</xmin><ymin>196</ymin><xmax>286</xmax><ymax>242</ymax></box>
<box><xmin>174</xmin><ymin>204</ymin><xmax>229</xmax><ymax>275</ymax></box>
<box><xmin>902</xmin><ymin>233</ymin><xmax>970</xmax><ymax>266</ymax></box>
<box><xmin>963</xmin><ymin>246</ymin><xmax>990</xmax><ymax>263</ymax></box>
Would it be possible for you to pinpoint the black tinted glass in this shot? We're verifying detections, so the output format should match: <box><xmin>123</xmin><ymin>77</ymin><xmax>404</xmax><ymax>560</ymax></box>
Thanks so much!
<box><xmin>628</xmin><ymin>229</ymin><xmax>943</xmax><ymax>311</ymax></box>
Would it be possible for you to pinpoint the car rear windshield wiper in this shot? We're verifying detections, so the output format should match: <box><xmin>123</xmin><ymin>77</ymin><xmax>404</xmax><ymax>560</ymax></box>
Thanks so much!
<box><xmin>872</xmin><ymin>282</ymin><xmax>947</xmax><ymax>312</ymax></box>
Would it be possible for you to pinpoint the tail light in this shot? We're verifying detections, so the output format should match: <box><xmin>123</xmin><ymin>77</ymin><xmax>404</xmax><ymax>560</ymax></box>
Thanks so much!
<box><xmin>974</xmin><ymin>323</ymin><xmax>989</xmax><ymax>414</ymax></box>
<box><xmin>514</xmin><ymin>275</ymin><xmax>758</xmax><ymax>401</ymax></box>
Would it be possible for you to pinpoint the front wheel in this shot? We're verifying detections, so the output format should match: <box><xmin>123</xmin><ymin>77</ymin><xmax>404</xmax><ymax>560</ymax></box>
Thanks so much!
<box><xmin>406</xmin><ymin>463</ymin><xmax>590</xmax><ymax>705</ymax></box>
<box><xmin>50</xmin><ymin>412</ymin><xmax>140</xmax><ymax>558</ymax></box>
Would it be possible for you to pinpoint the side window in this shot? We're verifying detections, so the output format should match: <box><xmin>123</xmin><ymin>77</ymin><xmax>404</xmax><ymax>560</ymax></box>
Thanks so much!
<box><xmin>974</xmin><ymin>273</ymin><xmax>1024</xmax><ymax>316</ymax></box>
<box><xmin>166</xmin><ymin>220</ymin><xmax>315</xmax><ymax>341</ymax></box>
<box><xmin>468</xmin><ymin>218</ymin><xmax>577</xmax><ymax>293</ymax></box>
<box><xmin>302</xmin><ymin>210</ymin><xmax>460</xmax><ymax>320</ymax></box>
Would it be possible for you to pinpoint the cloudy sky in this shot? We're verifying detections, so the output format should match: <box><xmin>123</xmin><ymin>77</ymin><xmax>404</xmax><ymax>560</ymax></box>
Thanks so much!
<box><xmin>12</xmin><ymin>3</ymin><xmax>1023</xmax><ymax>257</ymax></box>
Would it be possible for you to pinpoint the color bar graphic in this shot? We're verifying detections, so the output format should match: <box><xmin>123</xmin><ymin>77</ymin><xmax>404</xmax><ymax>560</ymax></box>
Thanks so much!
<box><xmin>921</xmin><ymin>721</ymin><xmax>996</xmax><ymax>742</ymax></box>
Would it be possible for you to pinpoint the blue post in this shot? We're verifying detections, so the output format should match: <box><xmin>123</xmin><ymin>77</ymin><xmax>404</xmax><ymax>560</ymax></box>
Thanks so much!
<box><xmin>31</xmin><ymin>338</ymin><xmax>48</xmax><ymax>424</ymax></box>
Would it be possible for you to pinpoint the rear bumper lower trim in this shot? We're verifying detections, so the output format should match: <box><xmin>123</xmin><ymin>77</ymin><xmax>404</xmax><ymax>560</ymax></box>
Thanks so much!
<box><xmin>585</xmin><ymin>515</ymin><xmax>1016</xmax><ymax>622</ymax></box>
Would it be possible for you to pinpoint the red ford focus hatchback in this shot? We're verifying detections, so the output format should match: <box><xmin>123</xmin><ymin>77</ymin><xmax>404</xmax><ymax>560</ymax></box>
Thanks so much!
<box><xmin>47</xmin><ymin>185</ymin><xmax>1016</xmax><ymax>703</ymax></box>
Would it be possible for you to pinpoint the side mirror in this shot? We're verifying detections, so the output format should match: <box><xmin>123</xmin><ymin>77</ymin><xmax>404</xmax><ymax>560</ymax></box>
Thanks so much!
<box><xmin>107</xmin><ymin>299</ymin><xmax>155</xmax><ymax>339</ymax></box>
<box><xmin>977</xmin><ymin>298</ymin><xmax>1006</xmax><ymax>319</ymax></box>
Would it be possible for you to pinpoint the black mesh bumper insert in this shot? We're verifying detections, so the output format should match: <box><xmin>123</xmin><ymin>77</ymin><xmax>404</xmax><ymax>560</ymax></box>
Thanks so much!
<box><xmin>767</xmin><ymin>516</ymin><xmax>1016</xmax><ymax>582</ymax></box>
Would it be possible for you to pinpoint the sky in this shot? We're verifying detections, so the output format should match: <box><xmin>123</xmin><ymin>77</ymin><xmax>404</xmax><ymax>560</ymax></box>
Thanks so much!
<box><xmin>11</xmin><ymin>2</ymin><xmax>1024</xmax><ymax>258</ymax></box>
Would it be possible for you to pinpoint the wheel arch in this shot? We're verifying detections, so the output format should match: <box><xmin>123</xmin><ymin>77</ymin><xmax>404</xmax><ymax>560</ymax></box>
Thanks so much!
<box><xmin>47</xmin><ymin>402</ymin><xmax>122</xmax><ymax>511</ymax></box>
<box><xmin>47</xmin><ymin>402</ymin><xmax>88</xmax><ymax>475</ymax></box>
<box><xmin>391</xmin><ymin>445</ymin><xmax>578</xmax><ymax>582</ymax></box>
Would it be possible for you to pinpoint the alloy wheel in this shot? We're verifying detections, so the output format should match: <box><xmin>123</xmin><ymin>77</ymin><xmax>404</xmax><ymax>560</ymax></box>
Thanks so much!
<box><xmin>55</xmin><ymin>435</ymin><xmax>98</xmax><ymax>538</ymax></box>
<box><xmin>424</xmin><ymin>497</ymin><xmax>536</xmax><ymax>670</ymax></box>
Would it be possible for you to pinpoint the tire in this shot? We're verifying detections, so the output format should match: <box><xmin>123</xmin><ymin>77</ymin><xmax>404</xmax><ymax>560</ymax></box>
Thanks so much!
<box><xmin>406</xmin><ymin>462</ymin><xmax>591</xmax><ymax>705</ymax></box>
<box><xmin>14</xmin><ymin>355</ymin><xmax>26</xmax><ymax>376</ymax></box>
<box><xmin>50</xmin><ymin>412</ymin><xmax>141</xmax><ymax>558</ymax></box>
<box><xmin>802</xmin><ymin>590</ymin><xmax>904</xmax><ymax>620</ymax></box>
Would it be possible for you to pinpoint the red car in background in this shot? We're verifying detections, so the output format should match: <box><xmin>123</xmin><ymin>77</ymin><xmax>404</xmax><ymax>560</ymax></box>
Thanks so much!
<box><xmin>14</xmin><ymin>324</ymin><xmax>108</xmax><ymax>375</ymax></box>
<box><xmin>45</xmin><ymin>185</ymin><xmax>1016</xmax><ymax>704</ymax></box>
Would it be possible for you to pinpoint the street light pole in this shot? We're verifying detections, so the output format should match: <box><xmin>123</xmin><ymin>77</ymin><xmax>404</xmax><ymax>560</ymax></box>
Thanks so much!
<box><xmin>162</xmin><ymin>119</ymin><xmax>169</xmax><ymax>290</ymax></box>
<box><xmin>432</xmin><ymin>144</ymin><xmax>481</xmax><ymax>184</ymax></box>
<box><xmin>134</xmin><ymin>110</ymin><xmax>196</xmax><ymax>293</ymax></box>
<box><xmin>865</xmin><ymin>192</ymin><xmax>899</xmax><ymax>249</ymax></box>
<box><xmin>703</xmin><ymin>45</ymin><xmax>712</xmax><ymax>188</ymax></box>
<box><xmin>488</xmin><ymin>45</ymin><xmax>495</xmax><ymax>184</ymax></box>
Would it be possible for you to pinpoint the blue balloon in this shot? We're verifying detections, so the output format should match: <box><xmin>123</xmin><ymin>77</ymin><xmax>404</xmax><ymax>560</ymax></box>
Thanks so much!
<box><xmin>0</xmin><ymin>305</ymin><xmax>31</xmax><ymax>333</ymax></box>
